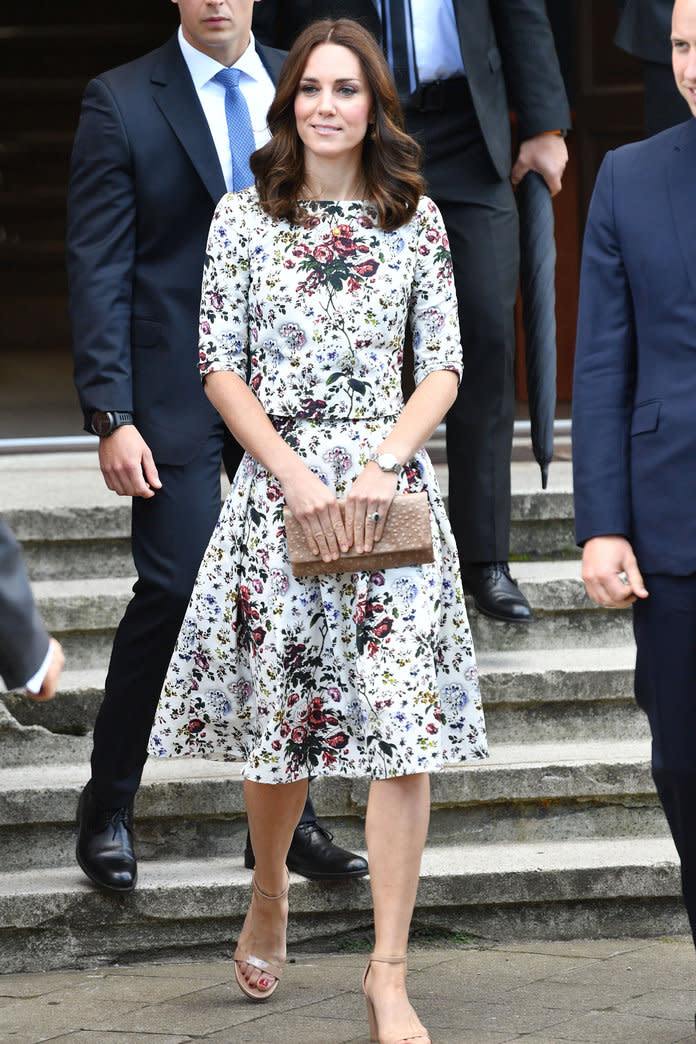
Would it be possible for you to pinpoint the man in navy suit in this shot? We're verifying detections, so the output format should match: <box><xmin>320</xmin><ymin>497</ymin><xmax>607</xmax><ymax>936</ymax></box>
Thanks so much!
<box><xmin>574</xmin><ymin>0</ymin><xmax>696</xmax><ymax>951</ymax></box>
<box><xmin>67</xmin><ymin>0</ymin><xmax>366</xmax><ymax>892</ymax></box>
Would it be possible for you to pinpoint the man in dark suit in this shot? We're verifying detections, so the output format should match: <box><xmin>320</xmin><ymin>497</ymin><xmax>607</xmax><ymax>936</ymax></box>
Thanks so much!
<box><xmin>253</xmin><ymin>0</ymin><xmax>571</xmax><ymax>623</ymax></box>
<box><xmin>67</xmin><ymin>0</ymin><xmax>366</xmax><ymax>893</ymax></box>
<box><xmin>0</xmin><ymin>517</ymin><xmax>64</xmax><ymax>701</ymax></box>
<box><xmin>615</xmin><ymin>0</ymin><xmax>690</xmax><ymax>134</ymax></box>
<box><xmin>574</xmin><ymin>0</ymin><xmax>696</xmax><ymax>952</ymax></box>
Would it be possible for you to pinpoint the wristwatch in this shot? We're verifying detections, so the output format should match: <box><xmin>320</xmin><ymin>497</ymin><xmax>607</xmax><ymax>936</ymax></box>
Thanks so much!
<box><xmin>370</xmin><ymin>452</ymin><xmax>402</xmax><ymax>475</ymax></box>
<box><xmin>90</xmin><ymin>410</ymin><xmax>134</xmax><ymax>437</ymax></box>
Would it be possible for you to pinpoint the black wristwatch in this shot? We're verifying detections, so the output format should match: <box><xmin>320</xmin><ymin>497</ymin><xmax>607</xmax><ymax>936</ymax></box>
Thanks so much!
<box><xmin>90</xmin><ymin>410</ymin><xmax>134</xmax><ymax>437</ymax></box>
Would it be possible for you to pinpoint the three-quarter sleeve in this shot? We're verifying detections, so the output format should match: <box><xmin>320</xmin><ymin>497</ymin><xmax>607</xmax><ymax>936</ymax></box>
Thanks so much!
<box><xmin>409</xmin><ymin>197</ymin><xmax>463</xmax><ymax>387</ymax></box>
<box><xmin>198</xmin><ymin>192</ymin><xmax>251</xmax><ymax>381</ymax></box>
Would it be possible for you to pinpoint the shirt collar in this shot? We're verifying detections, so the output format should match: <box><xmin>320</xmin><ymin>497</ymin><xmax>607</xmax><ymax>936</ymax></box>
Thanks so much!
<box><xmin>177</xmin><ymin>25</ymin><xmax>265</xmax><ymax>89</ymax></box>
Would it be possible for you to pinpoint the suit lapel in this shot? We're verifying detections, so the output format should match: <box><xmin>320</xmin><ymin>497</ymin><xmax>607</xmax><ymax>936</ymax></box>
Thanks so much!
<box><xmin>151</xmin><ymin>36</ymin><xmax>286</xmax><ymax>205</ymax></box>
<box><xmin>151</xmin><ymin>35</ymin><xmax>227</xmax><ymax>204</ymax></box>
<box><xmin>667</xmin><ymin>119</ymin><xmax>696</xmax><ymax>303</ymax></box>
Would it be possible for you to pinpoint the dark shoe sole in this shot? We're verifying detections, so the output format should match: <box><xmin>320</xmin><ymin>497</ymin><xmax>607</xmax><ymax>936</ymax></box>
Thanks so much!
<box><xmin>471</xmin><ymin>598</ymin><xmax>534</xmax><ymax>624</ymax></box>
<box><xmin>286</xmin><ymin>862</ymin><xmax>369</xmax><ymax>880</ymax></box>
<box><xmin>245</xmin><ymin>849</ymin><xmax>369</xmax><ymax>880</ymax></box>
<box><xmin>76</xmin><ymin>842</ymin><xmax>137</xmax><ymax>894</ymax></box>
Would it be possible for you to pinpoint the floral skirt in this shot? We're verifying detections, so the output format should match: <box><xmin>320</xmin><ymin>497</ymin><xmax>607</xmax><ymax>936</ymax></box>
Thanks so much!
<box><xmin>148</xmin><ymin>416</ymin><xmax>487</xmax><ymax>782</ymax></box>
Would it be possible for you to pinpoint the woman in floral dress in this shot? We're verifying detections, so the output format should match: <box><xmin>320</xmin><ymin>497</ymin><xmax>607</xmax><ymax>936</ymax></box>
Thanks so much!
<box><xmin>149</xmin><ymin>19</ymin><xmax>486</xmax><ymax>1044</ymax></box>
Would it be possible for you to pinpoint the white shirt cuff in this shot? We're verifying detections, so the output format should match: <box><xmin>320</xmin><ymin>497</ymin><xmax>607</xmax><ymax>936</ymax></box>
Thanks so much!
<box><xmin>25</xmin><ymin>644</ymin><xmax>52</xmax><ymax>694</ymax></box>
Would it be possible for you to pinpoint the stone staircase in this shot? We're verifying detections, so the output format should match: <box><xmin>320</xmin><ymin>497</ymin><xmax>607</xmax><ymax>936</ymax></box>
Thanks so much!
<box><xmin>0</xmin><ymin>455</ymin><xmax>685</xmax><ymax>973</ymax></box>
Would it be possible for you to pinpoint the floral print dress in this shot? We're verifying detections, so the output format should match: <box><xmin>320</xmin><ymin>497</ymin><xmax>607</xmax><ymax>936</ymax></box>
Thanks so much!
<box><xmin>148</xmin><ymin>190</ymin><xmax>487</xmax><ymax>782</ymax></box>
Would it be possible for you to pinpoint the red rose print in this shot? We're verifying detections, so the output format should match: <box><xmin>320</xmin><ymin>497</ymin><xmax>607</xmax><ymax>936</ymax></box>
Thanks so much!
<box><xmin>291</xmin><ymin>726</ymin><xmax>307</xmax><ymax>744</ymax></box>
<box><xmin>373</xmin><ymin>618</ymin><xmax>393</xmax><ymax>639</ymax></box>
<box><xmin>313</xmin><ymin>244</ymin><xmax>334</xmax><ymax>263</ymax></box>
<box><xmin>354</xmin><ymin>260</ymin><xmax>379</xmax><ymax>278</ymax></box>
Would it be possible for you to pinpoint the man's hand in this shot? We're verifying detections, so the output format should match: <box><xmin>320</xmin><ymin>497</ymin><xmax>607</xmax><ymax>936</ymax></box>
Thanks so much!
<box><xmin>28</xmin><ymin>637</ymin><xmax>65</xmax><ymax>702</ymax></box>
<box><xmin>581</xmin><ymin>535</ymin><xmax>648</xmax><ymax>609</ymax></box>
<box><xmin>511</xmin><ymin>132</ymin><xmax>568</xmax><ymax>196</ymax></box>
<box><xmin>98</xmin><ymin>425</ymin><xmax>162</xmax><ymax>498</ymax></box>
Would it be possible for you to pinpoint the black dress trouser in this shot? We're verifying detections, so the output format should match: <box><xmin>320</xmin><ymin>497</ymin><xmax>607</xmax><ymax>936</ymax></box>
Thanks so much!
<box><xmin>633</xmin><ymin>572</ymin><xmax>696</xmax><ymax>947</ymax></box>
<box><xmin>405</xmin><ymin>77</ymin><xmax>519</xmax><ymax>563</ymax></box>
<box><xmin>90</xmin><ymin>420</ymin><xmax>316</xmax><ymax>819</ymax></box>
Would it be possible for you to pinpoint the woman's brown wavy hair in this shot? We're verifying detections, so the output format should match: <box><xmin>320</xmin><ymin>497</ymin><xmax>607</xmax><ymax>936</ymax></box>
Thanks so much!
<box><xmin>250</xmin><ymin>19</ymin><xmax>424</xmax><ymax>231</ymax></box>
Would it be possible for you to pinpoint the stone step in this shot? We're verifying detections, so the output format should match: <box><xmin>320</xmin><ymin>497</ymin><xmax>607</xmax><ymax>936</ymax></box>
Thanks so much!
<box><xmin>0</xmin><ymin>836</ymin><xmax>684</xmax><ymax>973</ymax></box>
<box><xmin>3</xmin><ymin>485</ymin><xmax>574</xmax><ymax>581</ymax></box>
<box><xmin>0</xmin><ymin>741</ymin><xmax>663</xmax><ymax>874</ymax></box>
<box><xmin>0</xmin><ymin>703</ymin><xmax>90</xmax><ymax>769</ymax></box>
<box><xmin>4</xmin><ymin>505</ymin><xmax>133</xmax><ymax>581</ymax></box>
<box><xmin>470</xmin><ymin>561</ymin><xmax>633</xmax><ymax>650</ymax></box>
<box><xmin>2</xmin><ymin>645</ymin><xmax>645</xmax><ymax>749</ymax></box>
<box><xmin>477</xmin><ymin>645</ymin><xmax>644</xmax><ymax>743</ymax></box>
<box><xmin>24</xmin><ymin>565</ymin><xmax>631</xmax><ymax>669</ymax></box>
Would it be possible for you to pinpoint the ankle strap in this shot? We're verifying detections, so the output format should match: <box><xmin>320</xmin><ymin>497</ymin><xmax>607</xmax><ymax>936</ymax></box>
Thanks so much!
<box><xmin>369</xmin><ymin>953</ymin><xmax>408</xmax><ymax>965</ymax></box>
<box><xmin>252</xmin><ymin>868</ymin><xmax>290</xmax><ymax>901</ymax></box>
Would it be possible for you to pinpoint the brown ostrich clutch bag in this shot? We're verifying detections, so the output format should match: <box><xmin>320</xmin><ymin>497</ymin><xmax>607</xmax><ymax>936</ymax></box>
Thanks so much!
<box><xmin>284</xmin><ymin>492</ymin><xmax>434</xmax><ymax>577</ymax></box>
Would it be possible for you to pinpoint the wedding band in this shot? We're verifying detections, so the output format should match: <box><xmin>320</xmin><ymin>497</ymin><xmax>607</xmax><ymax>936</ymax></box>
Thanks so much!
<box><xmin>369</xmin><ymin>512</ymin><xmax>380</xmax><ymax>523</ymax></box>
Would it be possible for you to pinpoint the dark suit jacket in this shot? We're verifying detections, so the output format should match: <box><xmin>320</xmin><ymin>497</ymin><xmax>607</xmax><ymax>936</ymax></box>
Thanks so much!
<box><xmin>615</xmin><ymin>0</ymin><xmax>673</xmax><ymax>65</ymax></box>
<box><xmin>0</xmin><ymin>518</ymin><xmax>49</xmax><ymax>690</ymax></box>
<box><xmin>573</xmin><ymin>118</ymin><xmax>696</xmax><ymax>574</ymax></box>
<box><xmin>67</xmin><ymin>34</ymin><xmax>286</xmax><ymax>466</ymax></box>
<box><xmin>253</xmin><ymin>0</ymin><xmax>570</xmax><ymax>183</ymax></box>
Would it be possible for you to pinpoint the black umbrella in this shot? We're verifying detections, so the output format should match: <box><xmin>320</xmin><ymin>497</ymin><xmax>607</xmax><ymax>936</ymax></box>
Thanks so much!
<box><xmin>517</xmin><ymin>170</ymin><xmax>557</xmax><ymax>489</ymax></box>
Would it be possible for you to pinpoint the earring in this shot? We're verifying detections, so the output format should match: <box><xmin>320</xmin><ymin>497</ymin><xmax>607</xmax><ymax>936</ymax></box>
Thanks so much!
<box><xmin>369</xmin><ymin>124</ymin><xmax>376</xmax><ymax>142</ymax></box>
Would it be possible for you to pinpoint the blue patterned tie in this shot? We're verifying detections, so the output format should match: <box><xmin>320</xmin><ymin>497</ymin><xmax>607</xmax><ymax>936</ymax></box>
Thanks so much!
<box><xmin>214</xmin><ymin>67</ymin><xmax>255</xmax><ymax>191</ymax></box>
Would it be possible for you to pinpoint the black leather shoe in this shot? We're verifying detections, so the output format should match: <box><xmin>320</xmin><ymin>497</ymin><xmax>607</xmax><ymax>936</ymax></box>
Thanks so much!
<box><xmin>460</xmin><ymin>561</ymin><xmax>533</xmax><ymax>623</ymax></box>
<box><xmin>244</xmin><ymin>821</ymin><xmax>368</xmax><ymax>880</ymax></box>
<box><xmin>76</xmin><ymin>782</ymin><xmax>137</xmax><ymax>893</ymax></box>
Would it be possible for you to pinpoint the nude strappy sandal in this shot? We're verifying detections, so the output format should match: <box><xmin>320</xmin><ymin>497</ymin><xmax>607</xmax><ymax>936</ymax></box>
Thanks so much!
<box><xmin>362</xmin><ymin>954</ymin><xmax>432</xmax><ymax>1044</ymax></box>
<box><xmin>233</xmin><ymin>870</ymin><xmax>289</xmax><ymax>1002</ymax></box>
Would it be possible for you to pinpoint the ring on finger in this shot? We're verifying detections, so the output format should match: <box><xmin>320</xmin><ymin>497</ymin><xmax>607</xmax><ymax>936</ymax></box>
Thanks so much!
<box><xmin>368</xmin><ymin>512</ymin><xmax>380</xmax><ymax>524</ymax></box>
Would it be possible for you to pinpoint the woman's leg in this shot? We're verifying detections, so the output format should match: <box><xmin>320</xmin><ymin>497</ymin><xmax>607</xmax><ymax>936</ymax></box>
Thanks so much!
<box><xmin>364</xmin><ymin>772</ymin><xmax>431</xmax><ymax>1040</ymax></box>
<box><xmin>236</xmin><ymin>777</ymin><xmax>308</xmax><ymax>992</ymax></box>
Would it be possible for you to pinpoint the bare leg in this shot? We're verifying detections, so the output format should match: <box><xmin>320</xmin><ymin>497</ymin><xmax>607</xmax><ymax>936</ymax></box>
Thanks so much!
<box><xmin>364</xmin><ymin>772</ymin><xmax>431</xmax><ymax>1042</ymax></box>
<box><xmin>236</xmin><ymin>777</ymin><xmax>307</xmax><ymax>993</ymax></box>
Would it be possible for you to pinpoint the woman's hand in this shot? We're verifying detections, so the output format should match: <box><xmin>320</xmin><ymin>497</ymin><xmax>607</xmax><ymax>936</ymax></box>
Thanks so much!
<box><xmin>282</xmin><ymin>465</ymin><xmax>350</xmax><ymax>564</ymax></box>
<box><xmin>345</xmin><ymin>462</ymin><xmax>399</xmax><ymax>553</ymax></box>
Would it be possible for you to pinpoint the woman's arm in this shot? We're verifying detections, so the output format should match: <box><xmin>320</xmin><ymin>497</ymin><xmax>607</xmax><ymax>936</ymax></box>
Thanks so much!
<box><xmin>344</xmin><ymin>369</ymin><xmax>458</xmax><ymax>552</ymax></box>
<box><xmin>204</xmin><ymin>371</ymin><xmax>349</xmax><ymax>563</ymax></box>
<box><xmin>346</xmin><ymin>198</ymin><xmax>463</xmax><ymax>552</ymax></box>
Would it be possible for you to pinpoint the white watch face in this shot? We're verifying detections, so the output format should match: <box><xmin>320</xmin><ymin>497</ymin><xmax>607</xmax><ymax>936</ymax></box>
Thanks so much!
<box><xmin>376</xmin><ymin>453</ymin><xmax>400</xmax><ymax>473</ymax></box>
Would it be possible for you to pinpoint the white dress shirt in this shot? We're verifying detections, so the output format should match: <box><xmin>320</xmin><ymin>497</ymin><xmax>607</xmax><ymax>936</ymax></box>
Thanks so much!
<box><xmin>410</xmin><ymin>0</ymin><xmax>466</xmax><ymax>84</ymax></box>
<box><xmin>177</xmin><ymin>27</ymin><xmax>275</xmax><ymax>192</ymax></box>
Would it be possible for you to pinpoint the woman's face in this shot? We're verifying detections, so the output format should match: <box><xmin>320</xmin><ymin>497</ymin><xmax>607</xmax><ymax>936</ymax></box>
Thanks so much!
<box><xmin>294</xmin><ymin>43</ymin><xmax>374</xmax><ymax>168</ymax></box>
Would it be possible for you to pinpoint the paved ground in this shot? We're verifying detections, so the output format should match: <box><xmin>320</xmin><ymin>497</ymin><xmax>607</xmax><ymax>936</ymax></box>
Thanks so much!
<box><xmin>1</xmin><ymin>937</ymin><xmax>694</xmax><ymax>1043</ymax></box>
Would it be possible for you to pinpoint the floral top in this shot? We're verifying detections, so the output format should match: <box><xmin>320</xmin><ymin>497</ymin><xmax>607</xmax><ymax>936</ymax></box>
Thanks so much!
<box><xmin>198</xmin><ymin>190</ymin><xmax>462</xmax><ymax>420</ymax></box>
